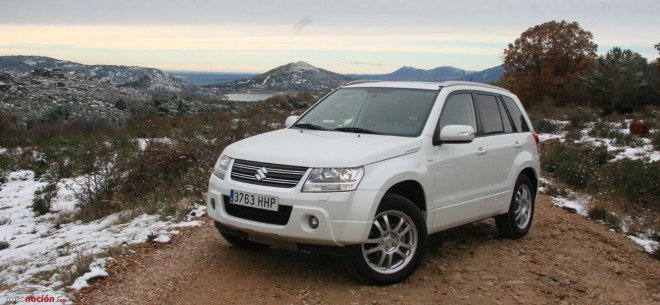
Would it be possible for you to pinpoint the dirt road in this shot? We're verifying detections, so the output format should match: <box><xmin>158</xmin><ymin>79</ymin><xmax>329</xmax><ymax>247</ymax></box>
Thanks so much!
<box><xmin>75</xmin><ymin>195</ymin><xmax>660</xmax><ymax>305</ymax></box>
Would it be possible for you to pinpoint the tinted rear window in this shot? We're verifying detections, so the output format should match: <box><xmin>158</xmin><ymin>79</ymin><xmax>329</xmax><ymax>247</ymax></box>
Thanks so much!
<box><xmin>476</xmin><ymin>94</ymin><xmax>504</xmax><ymax>134</ymax></box>
<box><xmin>501</xmin><ymin>96</ymin><xmax>530</xmax><ymax>132</ymax></box>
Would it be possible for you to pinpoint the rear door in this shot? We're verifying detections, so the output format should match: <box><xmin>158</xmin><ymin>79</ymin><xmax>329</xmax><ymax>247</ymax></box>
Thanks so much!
<box><xmin>474</xmin><ymin>93</ymin><xmax>521</xmax><ymax>215</ymax></box>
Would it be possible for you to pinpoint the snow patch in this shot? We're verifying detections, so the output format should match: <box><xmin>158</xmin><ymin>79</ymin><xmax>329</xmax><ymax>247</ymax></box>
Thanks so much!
<box><xmin>627</xmin><ymin>235</ymin><xmax>659</xmax><ymax>254</ymax></box>
<box><xmin>153</xmin><ymin>234</ymin><xmax>171</xmax><ymax>243</ymax></box>
<box><xmin>0</xmin><ymin>170</ymin><xmax>205</xmax><ymax>292</ymax></box>
<box><xmin>550</xmin><ymin>192</ymin><xmax>590</xmax><ymax>217</ymax></box>
<box><xmin>69</xmin><ymin>258</ymin><xmax>109</xmax><ymax>291</ymax></box>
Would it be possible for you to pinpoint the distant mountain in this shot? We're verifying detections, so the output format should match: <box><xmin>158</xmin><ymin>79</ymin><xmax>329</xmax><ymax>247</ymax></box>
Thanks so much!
<box><xmin>350</xmin><ymin>66</ymin><xmax>471</xmax><ymax>82</ymax></box>
<box><xmin>0</xmin><ymin>55</ymin><xmax>207</xmax><ymax>92</ymax></box>
<box><xmin>0</xmin><ymin>56</ymin><xmax>225</xmax><ymax>127</ymax></box>
<box><xmin>210</xmin><ymin>61</ymin><xmax>353</xmax><ymax>94</ymax></box>
<box><xmin>349</xmin><ymin>65</ymin><xmax>503</xmax><ymax>84</ymax></box>
<box><xmin>169</xmin><ymin>72</ymin><xmax>258</xmax><ymax>86</ymax></box>
<box><xmin>453</xmin><ymin>65</ymin><xmax>504</xmax><ymax>84</ymax></box>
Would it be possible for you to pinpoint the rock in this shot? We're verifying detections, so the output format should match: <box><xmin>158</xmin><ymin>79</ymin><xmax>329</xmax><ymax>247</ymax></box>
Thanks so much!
<box><xmin>503</xmin><ymin>280</ymin><xmax>526</xmax><ymax>288</ymax></box>
<box><xmin>540</xmin><ymin>276</ymin><xmax>558</xmax><ymax>285</ymax></box>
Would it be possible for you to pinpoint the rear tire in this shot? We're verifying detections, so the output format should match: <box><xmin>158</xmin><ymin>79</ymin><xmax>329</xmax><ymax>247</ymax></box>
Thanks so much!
<box><xmin>496</xmin><ymin>174</ymin><xmax>535</xmax><ymax>239</ymax></box>
<box><xmin>219</xmin><ymin>231</ymin><xmax>270</xmax><ymax>250</ymax></box>
<box><xmin>348</xmin><ymin>194</ymin><xmax>427</xmax><ymax>285</ymax></box>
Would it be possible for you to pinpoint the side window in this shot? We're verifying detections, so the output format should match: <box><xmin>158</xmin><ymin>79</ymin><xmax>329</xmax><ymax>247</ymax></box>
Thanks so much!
<box><xmin>497</xmin><ymin>99</ymin><xmax>514</xmax><ymax>133</ymax></box>
<box><xmin>438</xmin><ymin>93</ymin><xmax>477</xmax><ymax>133</ymax></box>
<box><xmin>475</xmin><ymin>94</ymin><xmax>504</xmax><ymax>134</ymax></box>
<box><xmin>501</xmin><ymin>96</ymin><xmax>530</xmax><ymax>132</ymax></box>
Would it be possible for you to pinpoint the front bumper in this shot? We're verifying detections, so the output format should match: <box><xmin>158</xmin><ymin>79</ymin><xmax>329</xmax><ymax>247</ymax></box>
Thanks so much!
<box><xmin>207</xmin><ymin>173</ymin><xmax>380</xmax><ymax>247</ymax></box>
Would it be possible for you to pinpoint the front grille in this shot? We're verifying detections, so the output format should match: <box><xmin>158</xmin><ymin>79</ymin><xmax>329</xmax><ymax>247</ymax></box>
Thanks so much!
<box><xmin>223</xmin><ymin>195</ymin><xmax>292</xmax><ymax>225</ymax></box>
<box><xmin>230</xmin><ymin>159</ymin><xmax>308</xmax><ymax>188</ymax></box>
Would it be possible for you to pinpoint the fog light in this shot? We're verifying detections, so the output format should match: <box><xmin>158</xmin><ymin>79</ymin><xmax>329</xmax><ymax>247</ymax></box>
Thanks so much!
<box><xmin>308</xmin><ymin>216</ymin><xmax>319</xmax><ymax>229</ymax></box>
<box><xmin>210</xmin><ymin>198</ymin><xmax>216</xmax><ymax>210</ymax></box>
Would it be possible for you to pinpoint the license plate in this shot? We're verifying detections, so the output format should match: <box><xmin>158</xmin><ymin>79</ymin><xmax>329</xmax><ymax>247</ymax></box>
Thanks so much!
<box><xmin>229</xmin><ymin>190</ymin><xmax>279</xmax><ymax>212</ymax></box>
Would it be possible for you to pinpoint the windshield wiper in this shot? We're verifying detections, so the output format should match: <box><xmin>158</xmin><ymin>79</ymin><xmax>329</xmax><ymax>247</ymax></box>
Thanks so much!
<box><xmin>334</xmin><ymin>127</ymin><xmax>381</xmax><ymax>135</ymax></box>
<box><xmin>292</xmin><ymin>123</ymin><xmax>327</xmax><ymax>130</ymax></box>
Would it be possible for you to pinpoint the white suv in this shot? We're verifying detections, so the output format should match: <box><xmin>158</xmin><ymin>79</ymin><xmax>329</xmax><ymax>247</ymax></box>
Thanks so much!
<box><xmin>207</xmin><ymin>81</ymin><xmax>540</xmax><ymax>285</ymax></box>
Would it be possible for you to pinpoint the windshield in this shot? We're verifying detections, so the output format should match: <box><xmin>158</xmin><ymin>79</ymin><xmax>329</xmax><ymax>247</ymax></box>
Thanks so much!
<box><xmin>293</xmin><ymin>87</ymin><xmax>438</xmax><ymax>137</ymax></box>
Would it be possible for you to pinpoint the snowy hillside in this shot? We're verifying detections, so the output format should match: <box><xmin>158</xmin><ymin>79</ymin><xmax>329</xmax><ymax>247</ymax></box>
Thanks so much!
<box><xmin>211</xmin><ymin>61</ymin><xmax>353</xmax><ymax>94</ymax></box>
<box><xmin>0</xmin><ymin>56</ymin><xmax>226</xmax><ymax>126</ymax></box>
<box><xmin>0</xmin><ymin>171</ymin><xmax>206</xmax><ymax>304</ymax></box>
<box><xmin>536</xmin><ymin>118</ymin><xmax>659</xmax><ymax>254</ymax></box>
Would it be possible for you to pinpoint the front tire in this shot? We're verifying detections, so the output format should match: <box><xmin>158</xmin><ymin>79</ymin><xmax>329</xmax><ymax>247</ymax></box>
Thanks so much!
<box><xmin>348</xmin><ymin>194</ymin><xmax>427</xmax><ymax>285</ymax></box>
<box><xmin>495</xmin><ymin>174</ymin><xmax>535</xmax><ymax>239</ymax></box>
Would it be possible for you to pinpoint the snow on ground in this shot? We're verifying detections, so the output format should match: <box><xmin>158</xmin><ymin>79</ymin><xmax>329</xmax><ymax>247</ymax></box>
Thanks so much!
<box><xmin>538</xmin><ymin>120</ymin><xmax>660</xmax><ymax>162</ymax></box>
<box><xmin>537</xmin><ymin>120</ymin><xmax>659</xmax><ymax>254</ymax></box>
<box><xmin>542</xmin><ymin>178</ymin><xmax>659</xmax><ymax>254</ymax></box>
<box><xmin>548</xmin><ymin>190</ymin><xmax>591</xmax><ymax>217</ymax></box>
<box><xmin>0</xmin><ymin>170</ymin><xmax>206</xmax><ymax>304</ymax></box>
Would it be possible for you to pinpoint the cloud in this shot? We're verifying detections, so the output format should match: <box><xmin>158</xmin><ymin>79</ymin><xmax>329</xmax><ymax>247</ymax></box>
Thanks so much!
<box><xmin>293</xmin><ymin>16</ymin><xmax>312</xmax><ymax>32</ymax></box>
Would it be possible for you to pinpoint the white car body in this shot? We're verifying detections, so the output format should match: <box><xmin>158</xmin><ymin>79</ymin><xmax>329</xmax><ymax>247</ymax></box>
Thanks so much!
<box><xmin>207</xmin><ymin>81</ymin><xmax>540</xmax><ymax>284</ymax></box>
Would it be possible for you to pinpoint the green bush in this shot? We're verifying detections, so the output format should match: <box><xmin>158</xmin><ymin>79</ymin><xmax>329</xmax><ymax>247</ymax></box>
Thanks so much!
<box><xmin>72</xmin><ymin>115</ymin><xmax>232</xmax><ymax>222</ymax></box>
<box><xmin>567</xmin><ymin>108</ymin><xmax>595</xmax><ymax>129</ymax></box>
<box><xmin>0</xmin><ymin>152</ymin><xmax>18</xmax><ymax>184</ymax></box>
<box><xmin>542</xmin><ymin>143</ymin><xmax>609</xmax><ymax>189</ymax></box>
<box><xmin>589</xmin><ymin>121</ymin><xmax>644</xmax><ymax>147</ymax></box>
<box><xmin>589</xmin><ymin>121</ymin><xmax>617</xmax><ymax>138</ymax></box>
<box><xmin>595</xmin><ymin>160</ymin><xmax>660</xmax><ymax>210</ymax></box>
<box><xmin>531</xmin><ymin>117</ymin><xmax>563</xmax><ymax>134</ymax></box>
<box><xmin>32</xmin><ymin>182</ymin><xmax>58</xmax><ymax>215</ymax></box>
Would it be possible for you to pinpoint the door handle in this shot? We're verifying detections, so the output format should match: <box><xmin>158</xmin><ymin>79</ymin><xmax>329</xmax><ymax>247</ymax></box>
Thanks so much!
<box><xmin>514</xmin><ymin>141</ymin><xmax>523</xmax><ymax>148</ymax></box>
<box><xmin>477</xmin><ymin>147</ymin><xmax>487</xmax><ymax>155</ymax></box>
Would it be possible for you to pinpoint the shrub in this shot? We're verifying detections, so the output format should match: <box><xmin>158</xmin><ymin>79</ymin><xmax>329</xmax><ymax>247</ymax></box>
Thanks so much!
<box><xmin>0</xmin><ymin>240</ymin><xmax>9</xmax><ymax>250</ymax></box>
<box><xmin>587</xmin><ymin>201</ymin><xmax>623</xmax><ymax>231</ymax></box>
<box><xmin>67</xmin><ymin>137</ymin><xmax>137</xmax><ymax>222</ymax></box>
<box><xmin>653</xmin><ymin>131</ymin><xmax>660</xmax><ymax>150</ymax></box>
<box><xmin>146</xmin><ymin>232</ymin><xmax>158</xmax><ymax>243</ymax></box>
<box><xmin>31</xmin><ymin>182</ymin><xmax>58</xmax><ymax>215</ymax></box>
<box><xmin>567</xmin><ymin>108</ymin><xmax>595</xmax><ymax>129</ymax></box>
<box><xmin>70</xmin><ymin>172</ymin><xmax>126</xmax><ymax>222</ymax></box>
<box><xmin>588</xmin><ymin>202</ymin><xmax>608</xmax><ymax>220</ymax></box>
<box><xmin>594</xmin><ymin>160</ymin><xmax>660</xmax><ymax>210</ymax></box>
<box><xmin>0</xmin><ymin>152</ymin><xmax>18</xmax><ymax>184</ymax></box>
<box><xmin>61</xmin><ymin>251</ymin><xmax>95</xmax><ymax>287</ymax></box>
<box><xmin>589</xmin><ymin>120</ymin><xmax>617</xmax><ymax>138</ymax></box>
<box><xmin>71</xmin><ymin>114</ymin><xmax>231</xmax><ymax>222</ymax></box>
<box><xmin>612</xmin><ymin>132</ymin><xmax>644</xmax><ymax>148</ymax></box>
<box><xmin>565</xmin><ymin>128</ymin><xmax>583</xmax><ymax>142</ymax></box>
<box><xmin>629</xmin><ymin>121</ymin><xmax>649</xmax><ymax>135</ymax></box>
<box><xmin>589</xmin><ymin>121</ymin><xmax>644</xmax><ymax>147</ymax></box>
<box><xmin>530</xmin><ymin>117</ymin><xmax>563</xmax><ymax>134</ymax></box>
<box><xmin>542</xmin><ymin>142</ymin><xmax>608</xmax><ymax>189</ymax></box>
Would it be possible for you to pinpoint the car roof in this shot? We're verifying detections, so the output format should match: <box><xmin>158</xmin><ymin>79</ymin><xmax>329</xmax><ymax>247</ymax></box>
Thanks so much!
<box><xmin>342</xmin><ymin>80</ymin><xmax>509</xmax><ymax>92</ymax></box>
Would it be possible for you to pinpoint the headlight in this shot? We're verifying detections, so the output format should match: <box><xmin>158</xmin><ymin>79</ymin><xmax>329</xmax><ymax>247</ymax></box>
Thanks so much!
<box><xmin>303</xmin><ymin>167</ymin><xmax>364</xmax><ymax>192</ymax></box>
<box><xmin>212</xmin><ymin>154</ymin><xmax>232</xmax><ymax>180</ymax></box>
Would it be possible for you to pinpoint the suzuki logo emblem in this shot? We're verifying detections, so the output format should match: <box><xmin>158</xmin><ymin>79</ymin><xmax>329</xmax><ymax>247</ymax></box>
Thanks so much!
<box><xmin>255</xmin><ymin>167</ymin><xmax>268</xmax><ymax>181</ymax></box>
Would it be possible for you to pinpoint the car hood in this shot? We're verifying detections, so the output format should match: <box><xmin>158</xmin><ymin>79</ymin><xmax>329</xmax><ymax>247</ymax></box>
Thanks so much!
<box><xmin>223</xmin><ymin>129</ymin><xmax>422</xmax><ymax>168</ymax></box>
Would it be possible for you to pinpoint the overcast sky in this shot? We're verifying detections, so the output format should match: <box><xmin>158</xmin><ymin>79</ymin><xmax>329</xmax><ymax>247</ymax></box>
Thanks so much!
<box><xmin>0</xmin><ymin>0</ymin><xmax>658</xmax><ymax>73</ymax></box>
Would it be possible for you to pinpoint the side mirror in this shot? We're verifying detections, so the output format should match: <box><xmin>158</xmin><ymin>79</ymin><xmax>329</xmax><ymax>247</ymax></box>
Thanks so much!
<box><xmin>285</xmin><ymin>116</ymin><xmax>299</xmax><ymax>128</ymax></box>
<box><xmin>439</xmin><ymin>125</ymin><xmax>475</xmax><ymax>143</ymax></box>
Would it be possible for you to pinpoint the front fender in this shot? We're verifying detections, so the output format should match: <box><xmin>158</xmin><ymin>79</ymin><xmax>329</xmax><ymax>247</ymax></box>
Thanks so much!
<box><xmin>356</xmin><ymin>151</ymin><xmax>432</xmax><ymax>219</ymax></box>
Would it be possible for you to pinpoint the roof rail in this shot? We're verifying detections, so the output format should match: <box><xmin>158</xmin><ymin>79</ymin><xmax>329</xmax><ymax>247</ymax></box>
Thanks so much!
<box><xmin>439</xmin><ymin>81</ymin><xmax>509</xmax><ymax>92</ymax></box>
<box><xmin>344</xmin><ymin>79</ymin><xmax>383</xmax><ymax>86</ymax></box>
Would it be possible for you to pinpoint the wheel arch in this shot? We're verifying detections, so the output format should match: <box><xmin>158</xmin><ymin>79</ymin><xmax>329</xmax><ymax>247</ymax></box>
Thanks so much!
<box><xmin>385</xmin><ymin>180</ymin><xmax>427</xmax><ymax>213</ymax></box>
<box><xmin>519</xmin><ymin>167</ymin><xmax>538</xmax><ymax>196</ymax></box>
